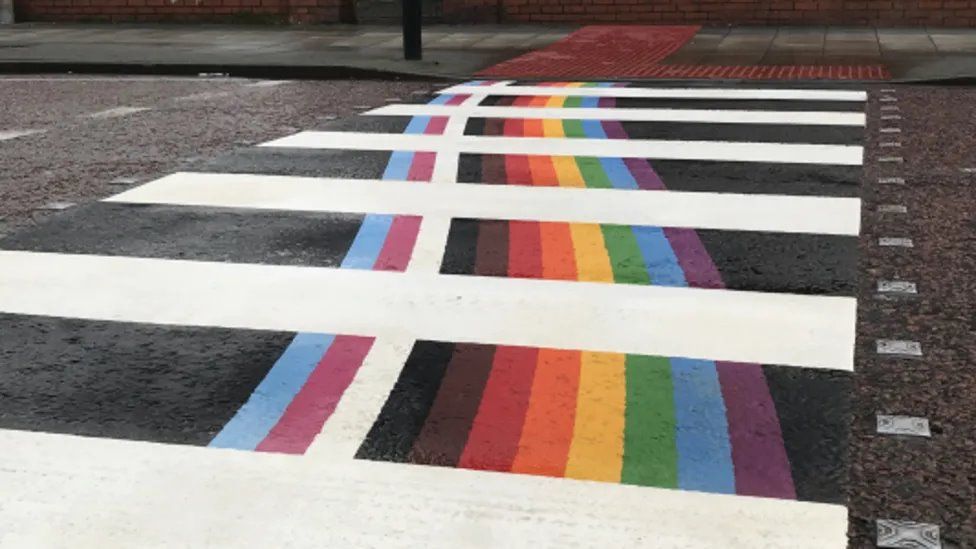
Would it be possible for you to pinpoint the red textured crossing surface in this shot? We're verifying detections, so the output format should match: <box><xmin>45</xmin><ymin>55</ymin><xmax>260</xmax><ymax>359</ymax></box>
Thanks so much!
<box><xmin>479</xmin><ymin>25</ymin><xmax>890</xmax><ymax>81</ymax></box>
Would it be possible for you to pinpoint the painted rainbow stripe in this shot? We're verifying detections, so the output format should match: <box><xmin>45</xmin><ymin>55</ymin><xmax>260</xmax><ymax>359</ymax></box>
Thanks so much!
<box><xmin>357</xmin><ymin>341</ymin><xmax>796</xmax><ymax>499</ymax></box>
<box><xmin>209</xmin><ymin>109</ymin><xmax>444</xmax><ymax>454</ymax></box>
<box><xmin>443</xmin><ymin>219</ymin><xmax>714</xmax><ymax>288</ymax></box>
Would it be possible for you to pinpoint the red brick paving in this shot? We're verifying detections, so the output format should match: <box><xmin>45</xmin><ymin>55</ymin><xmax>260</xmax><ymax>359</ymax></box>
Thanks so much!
<box><xmin>478</xmin><ymin>26</ymin><xmax>890</xmax><ymax>81</ymax></box>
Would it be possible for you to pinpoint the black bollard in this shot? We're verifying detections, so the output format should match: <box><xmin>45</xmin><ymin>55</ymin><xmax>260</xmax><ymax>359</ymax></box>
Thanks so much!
<box><xmin>402</xmin><ymin>0</ymin><xmax>422</xmax><ymax>60</ymax></box>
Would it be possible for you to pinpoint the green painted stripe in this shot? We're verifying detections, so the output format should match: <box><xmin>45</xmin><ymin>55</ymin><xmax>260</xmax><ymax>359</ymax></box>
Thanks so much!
<box><xmin>601</xmin><ymin>224</ymin><xmax>652</xmax><ymax>285</ymax></box>
<box><xmin>622</xmin><ymin>354</ymin><xmax>678</xmax><ymax>487</ymax></box>
<box><xmin>562</xmin><ymin>119</ymin><xmax>586</xmax><ymax>138</ymax></box>
<box><xmin>574</xmin><ymin>157</ymin><xmax>613</xmax><ymax>189</ymax></box>
<box><xmin>564</xmin><ymin>96</ymin><xmax>583</xmax><ymax>108</ymax></box>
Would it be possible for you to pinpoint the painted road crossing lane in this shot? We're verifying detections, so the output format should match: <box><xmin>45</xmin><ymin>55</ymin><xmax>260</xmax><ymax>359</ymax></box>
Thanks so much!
<box><xmin>0</xmin><ymin>81</ymin><xmax>863</xmax><ymax>548</ymax></box>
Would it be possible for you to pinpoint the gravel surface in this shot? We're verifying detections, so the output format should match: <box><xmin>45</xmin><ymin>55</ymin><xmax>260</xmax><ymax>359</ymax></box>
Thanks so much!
<box><xmin>849</xmin><ymin>84</ymin><xmax>976</xmax><ymax>548</ymax></box>
<box><xmin>0</xmin><ymin>76</ymin><xmax>437</xmax><ymax>234</ymax></box>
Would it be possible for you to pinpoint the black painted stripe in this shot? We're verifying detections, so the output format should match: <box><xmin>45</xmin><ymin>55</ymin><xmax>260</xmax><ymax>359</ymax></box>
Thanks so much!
<box><xmin>312</xmin><ymin>115</ymin><xmax>415</xmax><ymax>133</ymax></box>
<box><xmin>479</xmin><ymin>94</ymin><xmax>866</xmax><ymax>112</ymax></box>
<box><xmin>355</xmin><ymin>340</ymin><xmax>456</xmax><ymax>463</ymax></box>
<box><xmin>0</xmin><ymin>313</ymin><xmax>294</xmax><ymax>446</ymax></box>
<box><xmin>0</xmin><ymin>202</ymin><xmax>364</xmax><ymax>268</ymax></box>
<box><xmin>456</xmin><ymin>154</ymin><xmax>859</xmax><ymax>197</ymax></box>
<box><xmin>763</xmin><ymin>364</ymin><xmax>852</xmax><ymax>504</ymax></box>
<box><xmin>198</xmin><ymin>148</ymin><xmax>394</xmax><ymax>179</ymax></box>
<box><xmin>464</xmin><ymin>117</ymin><xmax>486</xmax><ymax>137</ymax></box>
<box><xmin>439</xmin><ymin>218</ymin><xmax>479</xmax><ymax>275</ymax></box>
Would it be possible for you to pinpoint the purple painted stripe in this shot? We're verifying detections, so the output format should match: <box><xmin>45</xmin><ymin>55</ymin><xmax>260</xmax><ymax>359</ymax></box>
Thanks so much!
<box><xmin>660</xmin><ymin>227</ymin><xmax>724</xmax><ymax>289</ymax></box>
<box><xmin>600</xmin><ymin>119</ymin><xmax>627</xmax><ymax>139</ymax></box>
<box><xmin>715</xmin><ymin>361</ymin><xmax>797</xmax><ymax>499</ymax></box>
<box><xmin>622</xmin><ymin>158</ymin><xmax>666</xmax><ymax>190</ymax></box>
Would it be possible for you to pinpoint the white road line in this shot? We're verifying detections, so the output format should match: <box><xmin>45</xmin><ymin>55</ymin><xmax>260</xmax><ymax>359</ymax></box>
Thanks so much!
<box><xmin>86</xmin><ymin>106</ymin><xmax>151</xmax><ymax>119</ymax></box>
<box><xmin>368</xmin><ymin>103</ymin><xmax>867</xmax><ymax>126</ymax></box>
<box><xmin>438</xmin><ymin>84</ymin><xmax>868</xmax><ymax>102</ymax></box>
<box><xmin>107</xmin><ymin>172</ymin><xmax>862</xmax><ymax>236</ymax></box>
<box><xmin>305</xmin><ymin>335</ymin><xmax>414</xmax><ymax>459</ymax></box>
<box><xmin>0</xmin><ymin>429</ymin><xmax>847</xmax><ymax>549</ymax></box>
<box><xmin>0</xmin><ymin>129</ymin><xmax>44</xmax><ymax>141</ymax></box>
<box><xmin>0</xmin><ymin>252</ymin><xmax>856</xmax><ymax>370</ymax></box>
<box><xmin>260</xmin><ymin>131</ymin><xmax>864</xmax><ymax>166</ymax></box>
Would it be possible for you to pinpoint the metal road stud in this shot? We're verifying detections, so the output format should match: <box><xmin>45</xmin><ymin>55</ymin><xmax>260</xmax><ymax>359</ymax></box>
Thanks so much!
<box><xmin>879</xmin><ymin>237</ymin><xmax>914</xmax><ymax>248</ymax></box>
<box><xmin>876</xmin><ymin>339</ymin><xmax>923</xmax><ymax>357</ymax></box>
<box><xmin>876</xmin><ymin>519</ymin><xmax>941</xmax><ymax>549</ymax></box>
<box><xmin>876</xmin><ymin>415</ymin><xmax>931</xmax><ymax>437</ymax></box>
<box><xmin>878</xmin><ymin>280</ymin><xmax>917</xmax><ymax>294</ymax></box>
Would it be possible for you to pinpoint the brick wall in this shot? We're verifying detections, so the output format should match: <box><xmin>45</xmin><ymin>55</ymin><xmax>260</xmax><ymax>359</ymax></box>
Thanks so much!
<box><xmin>15</xmin><ymin>0</ymin><xmax>353</xmax><ymax>22</ymax></box>
<box><xmin>448</xmin><ymin>0</ymin><xmax>976</xmax><ymax>26</ymax></box>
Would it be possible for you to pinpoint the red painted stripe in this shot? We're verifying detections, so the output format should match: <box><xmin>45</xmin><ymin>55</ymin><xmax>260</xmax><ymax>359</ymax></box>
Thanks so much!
<box><xmin>373</xmin><ymin>215</ymin><xmax>423</xmax><ymax>272</ymax></box>
<box><xmin>407</xmin><ymin>151</ymin><xmax>436</xmax><ymax>181</ymax></box>
<box><xmin>424</xmin><ymin>116</ymin><xmax>449</xmax><ymax>135</ymax></box>
<box><xmin>504</xmin><ymin>154</ymin><xmax>533</xmax><ymax>186</ymax></box>
<box><xmin>512</xmin><ymin>96</ymin><xmax>534</xmax><ymax>106</ymax></box>
<box><xmin>257</xmin><ymin>335</ymin><xmax>375</xmax><ymax>454</ymax></box>
<box><xmin>457</xmin><ymin>345</ymin><xmax>539</xmax><ymax>472</ymax></box>
<box><xmin>445</xmin><ymin>94</ymin><xmax>471</xmax><ymax>106</ymax></box>
<box><xmin>508</xmin><ymin>220</ymin><xmax>543</xmax><ymax>279</ymax></box>
<box><xmin>502</xmin><ymin>117</ymin><xmax>524</xmax><ymax>137</ymax></box>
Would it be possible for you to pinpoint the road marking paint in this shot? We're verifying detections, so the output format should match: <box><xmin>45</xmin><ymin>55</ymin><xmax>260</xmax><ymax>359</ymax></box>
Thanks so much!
<box><xmin>880</xmin><ymin>96</ymin><xmax>898</xmax><ymax>102</ymax></box>
<box><xmin>0</xmin><ymin>129</ymin><xmax>44</xmax><ymax>141</ymax></box>
<box><xmin>0</xmin><ymin>251</ymin><xmax>857</xmax><ymax>370</ymax></box>
<box><xmin>878</xmin><ymin>177</ymin><xmax>905</xmax><ymax>184</ymax></box>
<box><xmin>260</xmin><ymin>131</ymin><xmax>864</xmax><ymax>166</ymax></box>
<box><xmin>880</xmin><ymin>142</ymin><xmax>901</xmax><ymax>148</ymax></box>
<box><xmin>107</xmin><ymin>173</ymin><xmax>862</xmax><ymax>236</ymax></box>
<box><xmin>876</xmin><ymin>339</ymin><xmax>922</xmax><ymax>357</ymax></box>
<box><xmin>880</xmin><ymin>105</ymin><xmax>900</xmax><ymax>111</ymax></box>
<box><xmin>880</xmin><ymin>127</ymin><xmax>901</xmax><ymax>134</ymax></box>
<box><xmin>881</xmin><ymin>115</ymin><xmax>902</xmax><ymax>120</ymax></box>
<box><xmin>0</xmin><ymin>429</ymin><xmax>849</xmax><ymax>549</ymax></box>
<box><xmin>246</xmin><ymin>80</ymin><xmax>293</xmax><ymax>88</ymax></box>
<box><xmin>175</xmin><ymin>91</ymin><xmax>233</xmax><ymax>102</ymax></box>
<box><xmin>366</xmin><ymin>104</ymin><xmax>867</xmax><ymax>127</ymax></box>
<box><xmin>438</xmin><ymin>84</ymin><xmax>867</xmax><ymax>102</ymax></box>
<box><xmin>878</xmin><ymin>156</ymin><xmax>903</xmax><ymax>163</ymax></box>
<box><xmin>86</xmin><ymin>106</ymin><xmax>151</xmax><ymax>119</ymax></box>
<box><xmin>36</xmin><ymin>201</ymin><xmax>76</xmax><ymax>211</ymax></box>
<box><xmin>877</xmin><ymin>204</ymin><xmax>907</xmax><ymax>214</ymax></box>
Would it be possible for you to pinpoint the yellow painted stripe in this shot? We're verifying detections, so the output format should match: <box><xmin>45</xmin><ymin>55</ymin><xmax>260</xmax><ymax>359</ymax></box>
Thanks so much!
<box><xmin>564</xmin><ymin>351</ymin><xmax>626</xmax><ymax>482</ymax></box>
<box><xmin>565</xmin><ymin>82</ymin><xmax>585</xmax><ymax>88</ymax></box>
<box><xmin>542</xmin><ymin>118</ymin><xmax>565</xmax><ymax>137</ymax></box>
<box><xmin>545</xmin><ymin>95</ymin><xmax>565</xmax><ymax>107</ymax></box>
<box><xmin>551</xmin><ymin>156</ymin><xmax>586</xmax><ymax>188</ymax></box>
<box><xmin>569</xmin><ymin>223</ymin><xmax>615</xmax><ymax>282</ymax></box>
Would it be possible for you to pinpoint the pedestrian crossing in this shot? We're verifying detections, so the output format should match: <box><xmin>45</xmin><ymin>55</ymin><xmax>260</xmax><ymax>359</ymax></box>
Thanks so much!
<box><xmin>0</xmin><ymin>80</ymin><xmax>864</xmax><ymax>548</ymax></box>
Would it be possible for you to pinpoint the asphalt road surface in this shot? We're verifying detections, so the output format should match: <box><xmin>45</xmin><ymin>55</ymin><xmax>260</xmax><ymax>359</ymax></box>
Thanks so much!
<box><xmin>0</xmin><ymin>76</ymin><xmax>971</xmax><ymax>548</ymax></box>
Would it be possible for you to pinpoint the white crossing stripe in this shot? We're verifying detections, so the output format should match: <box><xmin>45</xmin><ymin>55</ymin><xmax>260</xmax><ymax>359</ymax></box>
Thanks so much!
<box><xmin>108</xmin><ymin>172</ymin><xmax>862</xmax><ymax>236</ymax></box>
<box><xmin>86</xmin><ymin>106</ymin><xmax>151</xmax><ymax>119</ymax></box>
<box><xmin>0</xmin><ymin>429</ymin><xmax>848</xmax><ymax>549</ymax></box>
<box><xmin>439</xmin><ymin>84</ymin><xmax>868</xmax><ymax>102</ymax></box>
<box><xmin>0</xmin><ymin>251</ymin><xmax>856</xmax><ymax>370</ymax></box>
<box><xmin>367</xmin><ymin>103</ymin><xmax>867</xmax><ymax>126</ymax></box>
<box><xmin>261</xmin><ymin>131</ymin><xmax>864</xmax><ymax>166</ymax></box>
<box><xmin>0</xmin><ymin>129</ymin><xmax>44</xmax><ymax>141</ymax></box>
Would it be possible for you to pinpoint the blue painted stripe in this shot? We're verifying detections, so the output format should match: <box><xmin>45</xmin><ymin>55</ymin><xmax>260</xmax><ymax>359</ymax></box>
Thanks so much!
<box><xmin>429</xmin><ymin>94</ymin><xmax>453</xmax><ymax>105</ymax></box>
<box><xmin>669</xmin><ymin>357</ymin><xmax>736</xmax><ymax>494</ymax></box>
<box><xmin>581</xmin><ymin>119</ymin><xmax>607</xmax><ymax>139</ymax></box>
<box><xmin>599</xmin><ymin>158</ymin><xmax>640</xmax><ymax>190</ymax></box>
<box><xmin>580</xmin><ymin>96</ymin><xmax>600</xmax><ymax>108</ymax></box>
<box><xmin>631</xmin><ymin>225</ymin><xmax>687</xmax><ymax>286</ymax></box>
<box><xmin>404</xmin><ymin>116</ymin><xmax>431</xmax><ymax>134</ymax></box>
<box><xmin>341</xmin><ymin>214</ymin><xmax>395</xmax><ymax>269</ymax></box>
<box><xmin>382</xmin><ymin>151</ymin><xmax>415</xmax><ymax>180</ymax></box>
<box><xmin>209</xmin><ymin>333</ymin><xmax>336</xmax><ymax>450</ymax></box>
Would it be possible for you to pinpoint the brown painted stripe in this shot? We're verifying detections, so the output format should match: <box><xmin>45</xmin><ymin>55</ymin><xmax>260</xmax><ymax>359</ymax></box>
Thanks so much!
<box><xmin>407</xmin><ymin>343</ymin><xmax>497</xmax><ymax>467</ymax></box>
<box><xmin>475</xmin><ymin>220</ymin><xmax>509</xmax><ymax>277</ymax></box>
<box><xmin>480</xmin><ymin>154</ymin><xmax>505</xmax><ymax>185</ymax></box>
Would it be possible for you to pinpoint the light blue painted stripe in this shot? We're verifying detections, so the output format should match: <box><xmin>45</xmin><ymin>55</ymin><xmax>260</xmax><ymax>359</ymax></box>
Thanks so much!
<box><xmin>209</xmin><ymin>333</ymin><xmax>336</xmax><ymax>450</ymax></box>
<box><xmin>404</xmin><ymin>116</ymin><xmax>431</xmax><ymax>134</ymax></box>
<box><xmin>580</xmin><ymin>96</ymin><xmax>600</xmax><ymax>108</ymax></box>
<box><xmin>669</xmin><ymin>357</ymin><xmax>736</xmax><ymax>494</ymax></box>
<box><xmin>581</xmin><ymin>119</ymin><xmax>607</xmax><ymax>139</ymax></box>
<box><xmin>429</xmin><ymin>94</ymin><xmax>453</xmax><ymax>105</ymax></box>
<box><xmin>341</xmin><ymin>214</ymin><xmax>395</xmax><ymax>269</ymax></box>
<box><xmin>631</xmin><ymin>225</ymin><xmax>687</xmax><ymax>286</ymax></box>
<box><xmin>599</xmin><ymin>158</ymin><xmax>640</xmax><ymax>190</ymax></box>
<box><xmin>382</xmin><ymin>151</ymin><xmax>415</xmax><ymax>180</ymax></box>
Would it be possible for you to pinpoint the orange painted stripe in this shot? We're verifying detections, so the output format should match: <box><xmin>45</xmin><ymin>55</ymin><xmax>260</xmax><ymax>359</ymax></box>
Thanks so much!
<box><xmin>529</xmin><ymin>96</ymin><xmax>549</xmax><ymax>107</ymax></box>
<box><xmin>511</xmin><ymin>348</ymin><xmax>581</xmax><ymax>477</ymax></box>
<box><xmin>523</xmin><ymin>118</ymin><xmax>545</xmax><ymax>137</ymax></box>
<box><xmin>527</xmin><ymin>155</ymin><xmax>558</xmax><ymax>186</ymax></box>
<box><xmin>539</xmin><ymin>222</ymin><xmax>578</xmax><ymax>280</ymax></box>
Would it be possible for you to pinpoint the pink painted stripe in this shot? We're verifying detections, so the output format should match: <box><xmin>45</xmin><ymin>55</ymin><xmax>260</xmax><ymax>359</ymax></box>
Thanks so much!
<box><xmin>407</xmin><ymin>151</ymin><xmax>437</xmax><ymax>181</ymax></box>
<box><xmin>445</xmin><ymin>94</ymin><xmax>471</xmax><ymax>106</ymax></box>
<box><xmin>425</xmin><ymin>116</ymin><xmax>449</xmax><ymax>135</ymax></box>
<box><xmin>716</xmin><ymin>361</ymin><xmax>797</xmax><ymax>499</ymax></box>
<box><xmin>373</xmin><ymin>215</ymin><xmax>423</xmax><ymax>272</ymax></box>
<box><xmin>256</xmin><ymin>335</ymin><xmax>375</xmax><ymax>454</ymax></box>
